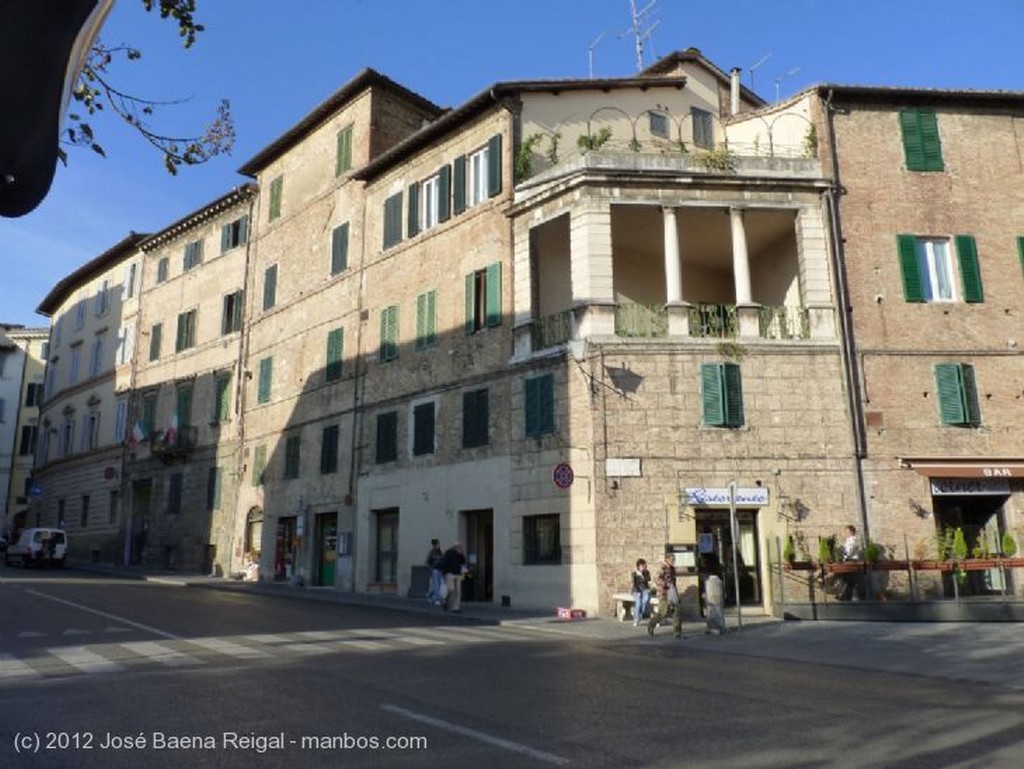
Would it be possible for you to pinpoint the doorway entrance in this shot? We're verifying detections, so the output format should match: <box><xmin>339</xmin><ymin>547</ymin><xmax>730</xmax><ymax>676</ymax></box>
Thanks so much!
<box><xmin>934</xmin><ymin>494</ymin><xmax>1012</xmax><ymax>596</ymax></box>
<box><xmin>314</xmin><ymin>512</ymin><xmax>338</xmax><ymax>587</ymax></box>
<box><xmin>374</xmin><ymin>509</ymin><xmax>398</xmax><ymax>585</ymax></box>
<box><xmin>694</xmin><ymin>508</ymin><xmax>762</xmax><ymax>607</ymax></box>
<box><xmin>460</xmin><ymin>509</ymin><xmax>493</xmax><ymax>602</ymax></box>
<box><xmin>129</xmin><ymin>479</ymin><xmax>152</xmax><ymax>565</ymax></box>
<box><xmin>274</xmin><ymin>516</ymin><xmax>296</xmax><ymax>582</ymax></box>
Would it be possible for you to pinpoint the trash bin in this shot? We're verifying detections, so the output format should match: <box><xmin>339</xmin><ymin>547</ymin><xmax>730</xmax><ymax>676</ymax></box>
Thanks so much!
<box><xmin>705</xmin><ymin>574</ymin><xmax>726</xmax><ymax>634</ymax></box>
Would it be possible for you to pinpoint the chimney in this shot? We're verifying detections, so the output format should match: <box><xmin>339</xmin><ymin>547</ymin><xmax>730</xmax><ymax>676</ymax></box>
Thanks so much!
<box><xmin>730</xmin><ymin>67</ymin><xmax>741</xmax><ymax>116</ymax></box>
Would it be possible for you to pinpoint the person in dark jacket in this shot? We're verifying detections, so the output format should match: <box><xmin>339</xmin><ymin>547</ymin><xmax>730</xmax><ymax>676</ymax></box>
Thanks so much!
<box><xmin>425</xmin><ymin>539</ymin><xmax>444</xmax><ymax>605</ymax></box>
<box><xmin>630</xmin><ymin>558</ymin><xmax>652</xmax><ymax>626</ymax></box>
<box><xmin>437</xmin><ymin>541</ymin><xmax>468</xmax><ymax>612</ymax></box>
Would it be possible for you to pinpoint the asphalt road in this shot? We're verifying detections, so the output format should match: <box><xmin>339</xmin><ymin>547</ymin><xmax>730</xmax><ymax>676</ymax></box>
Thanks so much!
<box><xmin>1</xmin><ymin>568</ymin><xmax>1022</xmax><ymax>768</ymax></box>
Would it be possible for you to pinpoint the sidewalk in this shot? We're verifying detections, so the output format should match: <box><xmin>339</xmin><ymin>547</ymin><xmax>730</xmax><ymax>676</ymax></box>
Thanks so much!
<box><xmin>67</xmin><ymin>559</ymin><xmax>756</xmax><ymax>643</ymax></box>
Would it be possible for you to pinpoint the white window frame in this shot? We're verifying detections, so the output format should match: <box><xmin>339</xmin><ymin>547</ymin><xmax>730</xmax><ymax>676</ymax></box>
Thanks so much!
<box><xmin>468</xmin><ymin>145</ymin><xmax>489</xmax><ymax>207</ymax></box>
<box><xmin>89</xmin><ymin>339</ymin><xmax>100</xmax><ymax>377</ymax></box>
<box><xmin>69</xmin><ymin>345</ymin><xmax>81</xmax><ymax>385</ymax></box>
<box><xmin>915</xmin><ymin>238</ymin><xmax>957</xmax><ymax>302</ymax></box>
<box><xmin>421</xmin><ymin>174</ymin><xmax>440</xmax><ymax>230</ymax></box>
<box><xmin>94</xmin><ymin>279</ymin><xmax>109</xmax><ymax>316</ymax></box>
<box><xmin>115</xmin><ymin>397</ymin><xmax>128</xmax><ymax>442</ymax></box>
<box><xmin>123</xmin><ymin>262</ymin><xmax>138</xmax><ymax>299</ymax></box>
<box><xmin>116</xmin><ymin>322</ymin><xmax>135</xmax><ymax>365</ymax></box>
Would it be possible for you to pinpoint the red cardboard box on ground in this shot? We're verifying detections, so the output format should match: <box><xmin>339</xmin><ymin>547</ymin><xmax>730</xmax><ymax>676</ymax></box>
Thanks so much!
<box><xmin>556</xmin><ymin>607</ymin><xmax>586</xmax><ymax>620</ymax></box>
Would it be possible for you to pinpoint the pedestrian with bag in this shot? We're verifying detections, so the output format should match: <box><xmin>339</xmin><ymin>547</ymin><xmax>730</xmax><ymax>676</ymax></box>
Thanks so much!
<box><xmin>437</xmin><ymin>541</ymin><xmax>468</xmax><ymax>612</ymax></box>
<box><xmin>647</xmin><ymin>552</ymin><xmax>683</xmax><ymax>638</ymax></box>
<box><xmin>425</xmin><ymin>538</ymin><xmax>444</xmax><ymax>606</ymax></box>
<box><xmin>630</xmin><ymin>558</ymin><xmax>652</xmax><ymax>627</ymax></box>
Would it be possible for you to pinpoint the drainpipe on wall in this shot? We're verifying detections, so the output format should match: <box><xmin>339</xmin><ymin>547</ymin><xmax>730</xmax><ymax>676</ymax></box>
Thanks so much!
<box><xmin>822</xmin><ymin>89</ymin><xmax>871</xmax><ymax>546</ymax></box>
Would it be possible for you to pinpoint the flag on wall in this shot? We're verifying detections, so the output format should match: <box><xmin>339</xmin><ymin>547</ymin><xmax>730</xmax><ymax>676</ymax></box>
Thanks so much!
<box><xmin>164</xmin><ymin>414</ymin><xmax>178</xmax><ymax>446</ymax></box>
<box><xmin>127</xmin><ymin>421</ymin><xmax>144</xmax><ymax>450</ymax></box>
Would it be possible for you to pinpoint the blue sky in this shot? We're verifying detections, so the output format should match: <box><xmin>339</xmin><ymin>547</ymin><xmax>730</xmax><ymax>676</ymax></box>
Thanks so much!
<box><xmin>3</xmin><ymin>0</ymin><xmax>1023</xmax><ymax>326</ymax></box>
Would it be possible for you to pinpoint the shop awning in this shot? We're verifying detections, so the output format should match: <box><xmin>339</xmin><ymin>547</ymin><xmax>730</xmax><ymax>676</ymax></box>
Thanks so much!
<box><xmin>900</xmin><ymin>458</ymin><xmax>1024</xmax><ymax>478</ymax></box>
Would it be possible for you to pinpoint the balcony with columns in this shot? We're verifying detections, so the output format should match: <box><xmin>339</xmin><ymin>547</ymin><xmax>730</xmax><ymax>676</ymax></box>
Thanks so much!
<box><xmin>515</xmin><ymin>190</ymin><xmax>836</xmax><ymax>358</ymax></box>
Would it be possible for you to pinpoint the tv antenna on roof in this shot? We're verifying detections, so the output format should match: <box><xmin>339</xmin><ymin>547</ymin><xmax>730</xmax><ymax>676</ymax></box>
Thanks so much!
<box><xmin>620</xmin><ymin>0</ymin><xmax>660</xmax><ymax>73</ymax></box>
<box><xmin>775</xmin><ymin>66</ymin><xmax>801</xmax><ymax>102</ymax></box>
<box><xmin>748</xmin><ymin>52</ymin><xmax>772</xmax><ymax>91</ymax></box>
<box><xmin>588</xmin><ymin>31</ymin><xmax>607</xmax><ymax>78</ymax></box>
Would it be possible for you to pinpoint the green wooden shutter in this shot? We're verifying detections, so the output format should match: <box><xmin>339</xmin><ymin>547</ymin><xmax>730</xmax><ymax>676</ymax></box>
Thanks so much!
<box><xmin>207</xmin><ymin>467</ymin><xmax>222</xmax><ymax>510</ymax></box>
<box><xmin>900</xmin><ymin>111</ymin><xmax>943</xmax><ymax>172</ymax></box>
<box><xmin>383</xmin><ymin>192</ymin><xmax>403</xmax><ymax>249</ymax></box>
<box><xmin>263</xmin><ymin>264</ymin><xmax>277</xmax><ymax>310</ymax></box>
<box><xmin>326</xmin><ymin>328</ymin><xmax>343</xmax><ymax>381</ymax></box>
<box><xmin>379</xmin><ymin>306</ymin><xmax>398</xmax><ymax>362</ymax></box>
<box><xmin>331</xmin><ymin>222</ymin><xmax>349</xmax><ymax>274</ymax></box>
<box><xmin>252</xmin><ymin>444</ymin><xmax>266</xmax><ymax>486</ymax></box>
<box><xmin>955</xmin><ymin>235</ymin><xmax>984</xmax><ymax>303</ymax></box>
<box><xmin>336</xmin><ymin>125</ymin><xmax>353</xmax><ymax>176</ymax></box>
<box><xmin>465</xmin><ymin>272</ymin><xmax>476</xmax><ymax>335</ymax></box>
<box><xmin>899</xmin><ymin>111</ymin><xmax>925</xmax><ymax>171</ymax></box>
<box><xmin>723</xmin><ymin>363</ymin><xmax>744</xmax><ymax>427</ymax></box>
<box><xmin>268</xmin><ymin>176</ymin><xmax>282</xmax><ymax>220</ymax></box>
<box><xmin>238</xmin><ymin>215</ymin><xmax>249</xmax><ymax>244</ymax></box>
<box><xmin>407</xmin><ymin>182</ymin><xmax>420</xmax><ymax>238</ymax></box>
<box><xmin>525</xmin><ymin>376</ymin><xmax>540</xmax><ymax>436</ymax></box>
<box><xmin>487</xmin><ymin>134</ymin><xmax>502</xmax><ymax>197</ymax></box>
<box><xmin>215</xmin><ymin>375</ymin><xmax>231</xmax><ymax>422</ymax></box>
<box><xmin>438</xmin><ymin>165</ymin><xmax>451</xmax><ymax>222</ymax></box>
<box><xmin>149</xmin><ymin>324</ymin><xmax>161</xmax><ymax>362</ymax></box>
<box><xmin>525</xmin><ymin>374</ymin><xmax>554</xmax><ymax>437</ymax></box>
<box><xmin>1018</xmin><ymin>237</ymin><xmax>1024</xmax><ymax>278</ymax></box>
<box><xmin>897</xmin><ymin>234</ymin><xmax>924</xmax><ymax>302</ymax></box>
<box><xmin>961</xmin><ymin>364</ymin><xmax>980</xmax><ymax>426</ymax></box>
<box><xmin>485</xmin><ymin>262</ymin><xmax>502</xmax><ymax>327</ymax></box>
<box><xmin>935</xmin><ymin>363</ymin><xmax>966</xmax><ymax>425</ymax></box>
<box><xmin>918</xmin><ymin>111</ymin><xmax>943</xmax><ymax>171</ymax></box>
<box><xmin>933</xmin><ymin>362</ymin><xmax>983</xmax><ymax>427</ymax></box>
<box><xmin>701</xmin><ymin>363</ymin><xmax>725</xmax><ymax>426</ymax></box>
<box><xmin>220</xmin><ymin>223</ymin><xmax>230</xmax><ymax>253</ymax></box>
<box><xmin>258</xmin><ymin>357</ymin><xmax>272</xmax><ymax>403</ymax></box>
<box><xmin>176</xmin><ymin>386</ymin><xmax>193</xmax><ymax>428</ymax></box>
<box><xmin>415</xmin><ymin>292</ymin><xmax>429</xmax><ymax>350</ymax></box>
<box><xmin>453</xmin><ymin>155</ymin><xmax>466</xmax><ymax>214</ymax></box>
<box><xmin>175</xmin><ymin>313</ymin><xmax>186</xmax><ymax>352</ymax></box>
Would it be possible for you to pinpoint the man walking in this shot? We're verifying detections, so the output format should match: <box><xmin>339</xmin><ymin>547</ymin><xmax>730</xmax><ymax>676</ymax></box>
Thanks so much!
<box><xmin>647</xmin><ymin>552</ymin><xmax>683</xmax><ymax>638</ymax></box>
<box><xmin>438</xmin><ymin>541</ymin><xmax>468</xmax><ymax>612</ymax></box>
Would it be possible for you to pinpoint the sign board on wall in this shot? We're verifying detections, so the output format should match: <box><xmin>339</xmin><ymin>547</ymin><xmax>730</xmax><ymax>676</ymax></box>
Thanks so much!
<box><xmin>682</xmin><ymin>487</ymin><xmax>770</xmax><ymax>507</ymax></box>
<box><xmin>606</xmin><ymin>458</ymin><xmax>642</xmax><ymax>477</ymax></box>
<box><xmin>930</xmin><ymin>478</ymin><xmax>1010</xmax><ymax>496</ymax></box>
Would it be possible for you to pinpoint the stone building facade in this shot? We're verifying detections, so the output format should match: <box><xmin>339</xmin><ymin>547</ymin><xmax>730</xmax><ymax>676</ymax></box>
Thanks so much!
<box><xmin>0</xmin><ymin>324</ymin><xmax>49</xmax><ymax>536</ymax></box>
<box><xmin>816</xmin><ymin>87</ymin><xmax>1024</xmax><ymax>597</ymax></box>
<box><xmin>34</xmin><ymin>234</ymin><xmax>146</xmax><ymax>560</ymax></box>
<box><xmin>30</xmin><ymin>47</ymin><xmax>1024</xmax><ymax>614</ymax></box>
<box><xmin>125</xmin><ymin>185</ymin><xmax>256</xmax><ymax>574</ymax></box>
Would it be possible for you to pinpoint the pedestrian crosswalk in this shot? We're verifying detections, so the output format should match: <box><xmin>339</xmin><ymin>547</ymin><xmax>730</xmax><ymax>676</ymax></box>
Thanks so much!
<box><xmin>0</xmin><ymin>623</ymin><xmax>546</xmax><ymax>685</ymax></box>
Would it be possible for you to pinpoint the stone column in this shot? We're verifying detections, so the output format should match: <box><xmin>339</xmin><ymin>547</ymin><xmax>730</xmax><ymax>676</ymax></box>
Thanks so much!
<box><xmin>663</xmin><ymin>206</ymin><xmax>682</xmax><ymax>304</ymax></box>
<box><xmin>730</xmin><ymin>207</ymin><xmax>752</xmax><ymax>305</ymax></box>
<box><xmin>570</xmin><ymin>200</ymin><xmax>615</xmax><ymax>336</ymax></box>
<box><xmin>730</xmin><ymin>207</ymin><xmax>760</xmax><ymax>338</ymax></box>
<box><xmin>664</xmin><ymin>205</ymin><xmax>692</xmax><ymax>336</ymax></box>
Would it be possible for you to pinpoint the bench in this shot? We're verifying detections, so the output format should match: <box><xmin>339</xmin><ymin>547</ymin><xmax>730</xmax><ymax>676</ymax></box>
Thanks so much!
<box><xmin>612</xmin><ymin>592</ymin><xmax>661</xmax><ymax>622</ymax></box>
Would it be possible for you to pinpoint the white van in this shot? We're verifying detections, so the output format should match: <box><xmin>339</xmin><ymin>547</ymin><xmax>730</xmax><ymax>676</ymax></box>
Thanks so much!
<box><xmin>4</xmin><ymin>528</ymin><xmax>68</xmax><ymax>567</ymax></box>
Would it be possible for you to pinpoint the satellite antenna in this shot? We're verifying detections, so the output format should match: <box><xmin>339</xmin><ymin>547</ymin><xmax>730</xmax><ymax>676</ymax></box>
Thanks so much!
<box><xmin>588</xmin><ymin>31</ymin><xmax>606</xmax><ymax>78</ymax></box>
<box><xmin>620</xmin><ymin>0</ymin><xmax>660</xmax><ymax>73</ymax></box>
<box><xmin>774</xmin><ymin>66</ymin><xmax>801</xmax><ymax>102</ymax></box>
<box><xmin>748</xmin><ymin>52</ymin><xmax>772</xmax><ymax>91</ymax></box>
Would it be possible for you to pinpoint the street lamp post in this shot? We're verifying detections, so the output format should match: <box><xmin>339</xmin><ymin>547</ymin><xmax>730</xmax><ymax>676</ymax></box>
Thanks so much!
<box><xmin>728</xmin><ymin>481</ymin><xmax>743</xmax><ymax>630</ymax></box>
